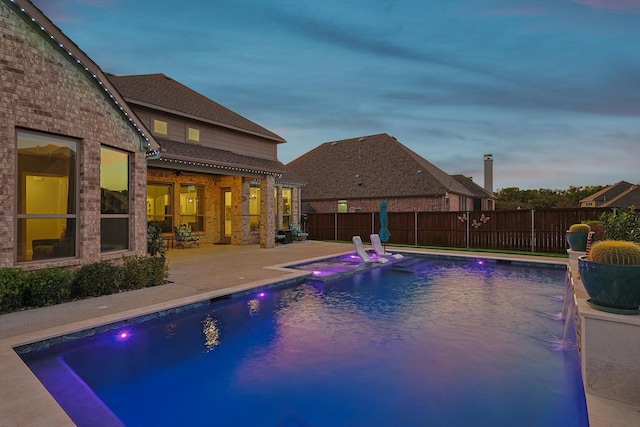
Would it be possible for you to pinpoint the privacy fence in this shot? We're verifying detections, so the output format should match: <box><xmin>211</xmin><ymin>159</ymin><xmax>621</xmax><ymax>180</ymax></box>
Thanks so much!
<box><xmin>305</xmin><ymin>208</ymin><xmax>618</xmax><ymax>254</ymax></box>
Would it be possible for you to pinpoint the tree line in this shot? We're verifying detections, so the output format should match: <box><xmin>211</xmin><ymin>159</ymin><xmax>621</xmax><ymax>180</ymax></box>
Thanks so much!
<box><xmin>495</xmin><ymin>185</ymin><xmax>606</xmax><ymax>210</ymax></box>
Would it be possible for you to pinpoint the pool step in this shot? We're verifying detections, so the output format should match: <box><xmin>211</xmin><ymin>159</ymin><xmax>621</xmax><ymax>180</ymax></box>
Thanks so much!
<box><xmin>391</xmin><ymin>257</ymin><xmax>423</xmax><ymax>273</ymax></box>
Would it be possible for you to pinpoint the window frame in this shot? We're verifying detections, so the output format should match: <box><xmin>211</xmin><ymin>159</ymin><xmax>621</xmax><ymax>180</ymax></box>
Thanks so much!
<box><xmin>16</xmin><ymin>129</ymin><xmax>79</xmax><ymax>262</ymax></box>
<box><xmin>100</xmin><ymin>146</ymin><xmax>131</xmax><ymax>253</ymax></box>
<box><xmin>147</xmin><ymin>182</ymin><xmax>174</xmax><ymax>233</ymax></box>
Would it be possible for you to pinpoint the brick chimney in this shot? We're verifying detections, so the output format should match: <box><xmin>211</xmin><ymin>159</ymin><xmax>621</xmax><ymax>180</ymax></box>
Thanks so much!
<box><xmin>484</xmin><ymin>154</ymin><xmax>493</xmax><ymax>194</ymax></box>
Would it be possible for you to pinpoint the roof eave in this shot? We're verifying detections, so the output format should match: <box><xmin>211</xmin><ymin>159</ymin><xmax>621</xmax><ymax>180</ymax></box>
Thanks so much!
<box><xmin>11</xmin><ymin>0</ymin><xmax>161</xmax><ymax>154</ymax></box>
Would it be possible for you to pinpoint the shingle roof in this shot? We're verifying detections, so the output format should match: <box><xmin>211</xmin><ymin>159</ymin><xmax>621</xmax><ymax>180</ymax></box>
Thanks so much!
<box><xmin>581</xmin><ymin>181</ymin><xmax>640</xmax><ymax>208</ymax></box>
<box><xmin>286</xmin><ymin>133</ymin><xmax>477</xmax><ymax>200</ymax></box>
<box><xmin>154</xmin><ymin>138</ymin><xmax>286</xmax><ymax>176</ymax></box>
<box><xmin>581</xmin><ymin>181</ymin><xmax>634</xmax><ymax>204</ymax></box>
<box><xmin>109</xmin><ymin>74</ymin><xmax>285</xmax><ymax>143</ymax></box>
<box><xmin>451</xmin><ymin>174</ymin><xmax>496</xmax><ymax>199</ymax></box>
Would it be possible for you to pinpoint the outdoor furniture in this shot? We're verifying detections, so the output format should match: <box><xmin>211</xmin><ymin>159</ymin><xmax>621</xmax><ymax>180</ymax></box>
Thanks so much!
<box><xmin>275</xmin><ymin>229</ymin><xmax>288</xmax><ymax>244</ymax></box>
<box><xmin>290</xmin><ymin>224</ymin><xmax>308</xmax><ymax>241</ymax></box>
<box><xmin>370</xmin><ymin>234</ymin><xmax>403</xmax><ymax>259</ymax></box>
<box><xmin>174</xmin><ymin>224</ymin><xmax>200</xmax><ymax>248</ymax></box>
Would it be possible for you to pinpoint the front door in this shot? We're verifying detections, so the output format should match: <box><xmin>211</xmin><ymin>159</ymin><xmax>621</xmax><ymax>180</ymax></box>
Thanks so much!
<box><xmin>221</xmin><ymin>189</ymin><xmax>232</xmax><ymax>243</ymax></box>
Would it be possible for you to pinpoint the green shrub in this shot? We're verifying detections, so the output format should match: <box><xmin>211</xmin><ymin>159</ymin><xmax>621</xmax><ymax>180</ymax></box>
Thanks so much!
<box><xmin>569</xmin><ymin>223</ymin><xmax>591</xmax><ymax>233</ymax></box>
<box><xmin>121</xmin><ymin>256</ymin><xmax>168</xmax><ymax>290</ymax></box>
<box><xmin>0</xmin><ymin>268</ymin><xmax>27</xmax><ymax>312</ymax></box>
<box><xmin>72</xmin><ymin>261</ymin><xmax>123</xmax><ymax>298</ymax></box>
<box><xmin>24</xmin><ymin>267</ymin><xmax>73</xmax><ymax>307</ymax></box>
<box><xmin>147</xmin><ymin>223</ymin><xmax>166</xmax><ymax>258</ymax></box>
<box><xmin>588</xmin><ymin>240</ymin><xmax>640</xmax><ymax>265</ymax></box>
<box><xmin>600</xmin><ymin>206</ymin><xmax>640</xmax><ymax>243</ymax></box>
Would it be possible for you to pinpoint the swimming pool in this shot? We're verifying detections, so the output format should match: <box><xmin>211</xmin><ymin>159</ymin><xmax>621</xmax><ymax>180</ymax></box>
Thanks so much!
<box><xmin>18</xmin><ymin>256</ymin><xmax>588</xmax><ymax>427</ymax></box>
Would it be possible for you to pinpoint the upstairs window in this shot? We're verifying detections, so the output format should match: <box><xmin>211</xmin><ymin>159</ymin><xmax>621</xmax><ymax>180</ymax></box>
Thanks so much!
<box><xmin>188</xmin><ymin>127</ymin><xmax>200</xmax><ymax>141</ymax></box>
<box><xmin>153</xmin><ymin>119</ymin><xmax>167</xmax><ymax>135</ymax></box>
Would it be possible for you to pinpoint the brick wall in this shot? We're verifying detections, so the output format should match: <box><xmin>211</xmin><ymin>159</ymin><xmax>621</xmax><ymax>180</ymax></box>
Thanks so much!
<box><xmin>1</xmin><ymin>3</ymin><xmax>147</xmax><ymax>268</ymax></box>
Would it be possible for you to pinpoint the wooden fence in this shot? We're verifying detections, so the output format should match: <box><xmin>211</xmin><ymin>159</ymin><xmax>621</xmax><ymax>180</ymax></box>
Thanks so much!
<box><xmin>305</xmin><ymin>208</ymin><xmax>619</xmax><ymax>254</ymax></box>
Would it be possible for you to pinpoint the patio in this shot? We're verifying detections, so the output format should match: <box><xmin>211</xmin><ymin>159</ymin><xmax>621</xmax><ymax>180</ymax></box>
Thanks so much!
<box><xmin>0</xmin><ymin>242</ymin><xmax>637</xmax><ymax>426</ymax></box>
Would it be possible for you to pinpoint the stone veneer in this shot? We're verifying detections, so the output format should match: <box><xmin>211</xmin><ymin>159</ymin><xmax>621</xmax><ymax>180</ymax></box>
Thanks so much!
<box><xmin>568</xmin><ymin>252</ymin><xmax>640</xmax><ymax>407</ymax></box>
<box><xmin>0</xmin><ymin>1</ymin><xmax>148</xmax><ymax>268</ymax></box>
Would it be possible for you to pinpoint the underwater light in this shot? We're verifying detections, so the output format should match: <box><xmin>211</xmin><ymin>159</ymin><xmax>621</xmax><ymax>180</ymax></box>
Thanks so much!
<box><xmin>118</xmin><ymin>331</ymin><xmax>130</xmax><ymax>340</ymax></box>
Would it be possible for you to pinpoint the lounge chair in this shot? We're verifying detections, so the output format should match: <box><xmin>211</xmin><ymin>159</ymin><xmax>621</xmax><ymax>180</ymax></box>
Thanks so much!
<box><xmin>290</xmin><ymin>224</ymin><xmax>308</xmax><ymax>241</ymax></box>
<box><xmin>370</xmin><ymin>234</ymin><xmax>403</xmax><ymax>259</ymax></box>
<box><xmin>174</xmin><ymin>224</ymin><xmax>200</xmax><ymax>248</ymax></box>
<box><xmin>352</xmin><ymin>236</ymin><xmax>388</xmax><ymax>263</ymax></box>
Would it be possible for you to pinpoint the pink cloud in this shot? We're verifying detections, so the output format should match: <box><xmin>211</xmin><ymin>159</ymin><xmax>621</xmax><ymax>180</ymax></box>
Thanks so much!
<box><xmin>573</xmin><ymin>0</ymin><xmax>640</xmax><ymax>11</ymax></box>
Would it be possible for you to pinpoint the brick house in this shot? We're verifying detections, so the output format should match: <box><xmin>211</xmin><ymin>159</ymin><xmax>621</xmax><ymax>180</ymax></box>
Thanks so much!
<box><xmin>579</xmin><ymin>181</ymin><xmax>640</xmax><ymax>208</ymax></box>
<box><xmin>109</xmin><ymin>73</ymin><xmax>303</xmax><ymax>248</ymax></box>
<box><xmin>287</xmin><ymin>133</ymin><xmax>496</xmax><ymax>213</ymax></box>
<box><xmin>1</xmin><ymin>0</ymin><xmax>160</xmax><ymax>268</ymax></box>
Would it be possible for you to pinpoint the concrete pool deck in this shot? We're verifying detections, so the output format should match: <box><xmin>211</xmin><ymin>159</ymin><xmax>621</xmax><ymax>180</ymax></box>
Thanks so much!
<box><xmin>0</xmin><ymin>241</ymin><xmax>638</xmax><ymax>426</ymax></box>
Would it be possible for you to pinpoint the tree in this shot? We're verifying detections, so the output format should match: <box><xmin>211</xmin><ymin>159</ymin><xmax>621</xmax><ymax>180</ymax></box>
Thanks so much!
<box><xmin>495</xmin><ymin>185</ymin><xmax>607</xmax><ymax>210</ymax></box>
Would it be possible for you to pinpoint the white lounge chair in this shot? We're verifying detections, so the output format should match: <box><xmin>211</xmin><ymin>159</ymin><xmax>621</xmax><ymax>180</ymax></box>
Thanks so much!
<box><xmin>370</xmin><ymin>234</ymin><xmax>403</xmax><ymax>259</ymax></box>
<box><xmin>352</xmin><ymin>236</ymin><xmax>388</xmax><ymax>263</ymax></box>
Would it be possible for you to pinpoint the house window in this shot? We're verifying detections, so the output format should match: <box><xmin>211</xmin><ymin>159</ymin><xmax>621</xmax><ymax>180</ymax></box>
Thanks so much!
<box><xmin>338</xmin><ymin>200</ymin><xmax>348</xmax><ymax>213</ymax></box>
<box><xmin>100</xmin><ymin>146</ymin><xmax>130</xmax><ymax>252</ymax></box>
<box><xmin>17</xmin><ymin>130</ymin><xmax>77</xmax><ymax>262</ymax></box>
<box><xmin>282</xmin><ymin>188</ymin><xmax>292</xmax><ymax>228</ymax></box>
<box><xmin>188</xmin><ymin>127</ymin><xmax>200</xmax><ymax>141</ymax></box>
<box><xmin>250</xmin><ymin>186</ymin><xmax>260</xmax><ymax>231</ymax></box>
<box><xmin>147</xmin><ymin>183</ymin><xmax>173</xmax><ymax>233</ymax></box>
<box><xmin>180</xmin><ymin>185</ymin><xmax>204</xmax><ymax>231</ymax></box>
<box><xmin>153</xmin><ymin>119</ymin><xmax>167</xmax><ymax>135</ymax></box>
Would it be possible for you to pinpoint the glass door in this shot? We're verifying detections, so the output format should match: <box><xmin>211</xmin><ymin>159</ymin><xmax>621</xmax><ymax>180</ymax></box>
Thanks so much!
<box><xmin>222</xmin><ymin>189</ymin><xmax>232</xmax><ymax>243</ymax></box>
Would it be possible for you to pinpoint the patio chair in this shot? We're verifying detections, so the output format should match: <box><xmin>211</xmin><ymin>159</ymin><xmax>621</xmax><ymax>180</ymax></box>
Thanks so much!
<box><xmin>352</xmin><ymin>236</ymin><xmax>388</xmax><ymax>263</ymax></box>
<box><xmin>370</xmin><ymin>234</ymin><xmax>403</xmax><ymax>259</ymax></box>
<box><xmin>174</xmin><ymin>224</ymin><xmax>200</xmax><ymax>248</ymax></box>
<box><xmin>290</xmin><ymin>224</ymin><xmax>308</xmax><ymax>241</ymax></box>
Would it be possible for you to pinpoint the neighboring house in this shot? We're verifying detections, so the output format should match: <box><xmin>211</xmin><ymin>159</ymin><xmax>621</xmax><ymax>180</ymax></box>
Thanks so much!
<box><xmin>109</xmin><ymin>73</ymin><xmax>303</xmax><ymax>247</ymax></box>
<box><xmin>287</xmin><ymin>133</ymin><xmax>496</xmax><ymax>213</ymax></box>
<box><xmin>580</xmin><ymin>181</ymin><xmax>640</xmax><ymax>208</ymax></box>
<box><xmin>1</xmin><ymin>0</ymin><xmax>160</xmax><ymax>268</ymax></box>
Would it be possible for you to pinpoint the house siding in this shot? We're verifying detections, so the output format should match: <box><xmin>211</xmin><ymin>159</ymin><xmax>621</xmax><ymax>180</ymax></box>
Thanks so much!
<box><xmin>133</xmin><ymin>107</ymin><xmax>279</xmax><ymax>161</ymax></box>
<box><xmin>0</xmin><ymin>1</ymin><xmax>147</xmax><ymax>268</ymax></box>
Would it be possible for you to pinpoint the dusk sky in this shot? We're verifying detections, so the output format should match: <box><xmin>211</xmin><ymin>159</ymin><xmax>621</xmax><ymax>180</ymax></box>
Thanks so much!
<box><xmin>32</xmin><ymin>0</ymin><xmax>640</xmax><ymax>191</ymax></box>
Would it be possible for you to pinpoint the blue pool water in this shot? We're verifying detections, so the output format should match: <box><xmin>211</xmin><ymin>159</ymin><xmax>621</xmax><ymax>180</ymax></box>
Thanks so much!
<box><xmin>19</xmin><ymin>256</ymin><xmax>588</xmax><ymax>427</ymax></box>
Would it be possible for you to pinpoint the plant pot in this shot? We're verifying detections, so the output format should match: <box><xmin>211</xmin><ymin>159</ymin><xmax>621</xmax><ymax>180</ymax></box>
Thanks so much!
<box><xmin>566</xmin><ymin>231</ymin><xmax>588</xmax><ymax>251</ymax></box>
<box><xmin>578</xmin><ymin>256</ymin><xmax>640</xmax><ymax>314</ymax></box>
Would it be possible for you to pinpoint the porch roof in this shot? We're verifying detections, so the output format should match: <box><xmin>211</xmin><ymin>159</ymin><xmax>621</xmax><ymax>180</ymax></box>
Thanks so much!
<box><xmin>152</xmin><ymin>138</ymin><xmax>287</xmax><ymax>177</ymax></box>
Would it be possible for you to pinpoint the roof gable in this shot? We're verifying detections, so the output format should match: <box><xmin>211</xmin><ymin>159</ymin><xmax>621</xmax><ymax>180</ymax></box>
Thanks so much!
<box><xmin>287</xmin><ymin>133</ymin><xmax>476</xmax><ymax>200</ymax></box>
<box><xmin>109</xmin><ymin>74</ymin><xmax>285</xmax><ymax>143</ymax></box>
<box><xmin>9</xmin><ymin>0</ymin><xmax>159</xmax><ymax>154</ymax></box>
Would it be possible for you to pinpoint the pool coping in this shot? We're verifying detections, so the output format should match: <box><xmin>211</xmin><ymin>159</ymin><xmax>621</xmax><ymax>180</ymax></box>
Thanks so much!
<box><xmin>0</xmin><ymin>244</ymin><xmax>636</xmax><ymax>426</ymax></box>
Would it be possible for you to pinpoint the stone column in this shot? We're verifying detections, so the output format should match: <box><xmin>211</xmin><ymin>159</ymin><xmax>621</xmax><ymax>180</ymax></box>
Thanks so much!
<box><xmin>260</xmin><ymin>175</ymin><xmax>275</xmax><ymax>248</ymax></box>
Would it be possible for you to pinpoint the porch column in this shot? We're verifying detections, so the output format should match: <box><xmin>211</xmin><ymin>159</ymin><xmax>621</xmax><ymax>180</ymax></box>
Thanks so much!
<box><xmin>291</xmin><ymin>186</ymin><xmax>301</xmax><ymax>224</ymax></box>
<box><xmin>276</xmin><ymin>186</ymin><xmax>283</xmax><ymax>230</ymax></box>
<box><xmin>260</xmin><ymin>175</ymin><xmax>275</xmax><ymax>248</ymax></box>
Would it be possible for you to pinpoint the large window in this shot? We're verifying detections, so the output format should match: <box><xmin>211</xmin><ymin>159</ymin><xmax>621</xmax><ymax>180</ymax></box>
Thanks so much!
<box><xmin>101</xmin><ymin>146</ymin><xmax>130</xmax><ymax>252</ymax></box>
<box><xmin>282</xmin><ymin>188</ymin><xmax>292</xmax><ymax>228</ymax></box>
<box><xmin>17</xmin><ymin>131</ymin><xmax>77</xmax><ymax>262</ymax></box>
<box><xmin>180</xmin><ymin>185</ymin><xmax>204</xmax><ymax>232</ymax></box>
<box><xmin>249</xmin><ymin>186</ymin><xmax>260</xmax><ymax>231</ymax></box>
<box><xmin>147</xmin><ymin>183</ymin><xmax>173</xmax><ymax>233</ymax></box>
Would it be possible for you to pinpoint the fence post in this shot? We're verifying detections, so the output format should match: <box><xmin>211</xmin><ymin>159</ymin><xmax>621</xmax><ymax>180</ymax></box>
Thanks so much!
<box><xmin>334</xmin><ymin>213</ymin><xmax>338</xmax><ymax>241</ymax></box>
<box><xmin>372</xmin><ymin>212</ymin><xmax>375</xmax><ymax>237</ymax></box>
<box><xmin>531</xmin><ymin>209</ymin><xmax>536</xmax><ymax>252</ymax></box>
<box><xmin>466</xmin><ymin>211</ymin><xmax>470</xmax><ymax>248</ymax></box>
<box><xmin>415</xmin><ymin>212</ymin><xmax>418</xmax><ymax>246</ymax></box>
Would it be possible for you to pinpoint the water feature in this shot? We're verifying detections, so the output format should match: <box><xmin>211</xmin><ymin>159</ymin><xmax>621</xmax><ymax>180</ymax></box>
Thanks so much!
<box><xmin>17</xmin><ymin>256</ymin><xmax>588</xmax><ymax>427</ymax></box>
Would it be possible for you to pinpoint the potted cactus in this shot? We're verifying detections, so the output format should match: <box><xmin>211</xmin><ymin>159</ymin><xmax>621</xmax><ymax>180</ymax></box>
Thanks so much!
<box><xmin>578</xmin><ymin>240</ymin><xmax>640</xmax><ymax>314</ymax></box>
<box><xmin>566</xmin><ymin>223</ymin><xmax>591</xmax><ymax>251</ymax></box>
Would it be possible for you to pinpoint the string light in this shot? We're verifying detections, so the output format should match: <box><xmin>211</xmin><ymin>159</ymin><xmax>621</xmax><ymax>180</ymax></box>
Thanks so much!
<box><xmin>7</xmin><ymin>0</ymin><xmax>153</xmax><ymax>151</ymax></box>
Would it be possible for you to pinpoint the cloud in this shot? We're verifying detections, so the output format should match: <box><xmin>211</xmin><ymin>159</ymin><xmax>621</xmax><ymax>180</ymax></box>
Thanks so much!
<box><xmin>573</xmin><ymin>0</ymin><xmax>640</xmax><ymax>11</ymax></box>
